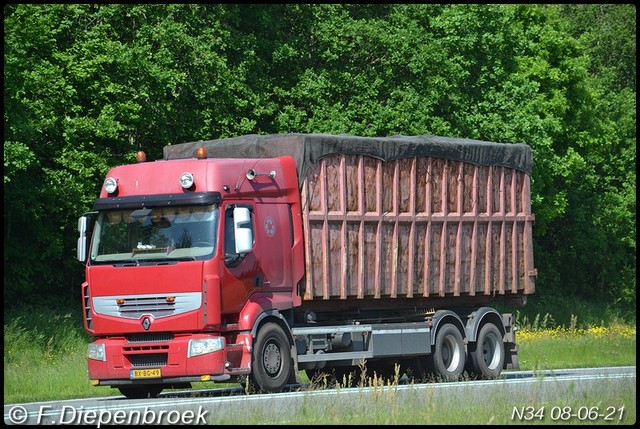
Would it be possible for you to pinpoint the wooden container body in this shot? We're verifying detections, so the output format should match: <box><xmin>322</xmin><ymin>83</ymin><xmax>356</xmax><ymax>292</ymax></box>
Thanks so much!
<box><xmin>300</xmin><ymin>154</ymin><xmax>536</xmax><ymax>310</ymax></box>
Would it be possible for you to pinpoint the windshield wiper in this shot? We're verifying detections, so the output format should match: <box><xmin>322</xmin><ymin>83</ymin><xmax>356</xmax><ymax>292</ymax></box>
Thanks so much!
<box><xmin>112</xmin><ymin>259</ymin><xmax>140</xmax><ymax>267</ymax></box>
<box><xmin>172</xmin><ymin>256</ymin><xmax>197</xmax><ymax>261</ymax></box>
<box><xmin>101</xmin><ymin>256</ymin><xmax>197</xmax><ymax>267</ymax></box>
<box><xmin>130</xmin><ymin>257</ymin><xmax>198</xmax><ymax>265</ymax></box>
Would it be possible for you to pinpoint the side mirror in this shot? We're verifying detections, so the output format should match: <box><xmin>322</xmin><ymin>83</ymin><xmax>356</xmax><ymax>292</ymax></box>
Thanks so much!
<box><xmin>77</xmin><ymin>216</ymin><xmax>89</xmax><ymax>262</ymax></box>
<box><xmin>233</xmin><ymin>207</ymin><xmax>253</xmax><ymax>254</ymax></box>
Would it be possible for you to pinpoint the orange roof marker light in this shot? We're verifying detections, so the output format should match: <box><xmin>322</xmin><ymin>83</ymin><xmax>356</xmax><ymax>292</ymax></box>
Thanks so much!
<box><xmin>136</xmin><ymin>151</ymin><xmax>147</xmax><ymax>163</ymax></box>
<box><xmin>196</xmin><ymin>147</ymin><xmax>207</xmax><ymax>159</ymax></box>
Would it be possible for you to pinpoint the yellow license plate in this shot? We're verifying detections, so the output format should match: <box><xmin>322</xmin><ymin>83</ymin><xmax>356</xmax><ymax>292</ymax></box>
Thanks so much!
<box><xmin>130</xmin><ymin>368</ymin><xmax>161</xmax><ymax>379</ymax></box>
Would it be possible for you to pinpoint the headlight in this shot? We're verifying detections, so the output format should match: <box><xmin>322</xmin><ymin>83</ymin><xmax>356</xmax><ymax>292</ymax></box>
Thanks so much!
<box><xmin>188</xmin><ymin>337</ymin><xmax>225</xmax><ymax>358</ymax></box>
<box><xmin>88</xmin><ymin>343</ymin><xmax>106</xmax><ymax>361</ymax></box>
<box><xmin>180</xmin><ymin>172</ymin><xmax>194</xmax><ymax>189</ymax></box>
<box><xmin>103</xmin><ymin>177</ymin><xmax>118</xmax><ymax>194</ymax></box>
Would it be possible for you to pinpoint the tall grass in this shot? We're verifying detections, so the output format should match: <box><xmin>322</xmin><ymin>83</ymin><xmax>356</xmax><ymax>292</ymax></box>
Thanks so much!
<box><xmin>517</xmin><ymin>323</ymin><xmax>636</xmax><ymax>371</ymax></box>
<box><xmin>505</xmin><ymin>292</ymin><xmax>636</xmax><ymax>329</ymax></box>
<box><xmin>3</xmin><ymin>307</ymin><xmax>114</xmax><ymax>403</ymax></box>
<box><xmin>204</xmin><ymin>376</ymin><xmax>636</xmax><ymax>425</ymax></box>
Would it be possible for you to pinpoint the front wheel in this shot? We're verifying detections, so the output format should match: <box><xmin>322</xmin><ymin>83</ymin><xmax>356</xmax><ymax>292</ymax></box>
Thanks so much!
<box><xmin>467</xmin><ymin>322</ymin><xmax>504</xmax><ymax>379</ymax></box>
<box><xmin>431</xmin><ymin>323</ymin><xmax>466</xmax><ymax>381</ymax></box>
<box><xmin>249</xmin><ymin>322</ymin><xmax>293</xmax><ymax>393</ymax></box>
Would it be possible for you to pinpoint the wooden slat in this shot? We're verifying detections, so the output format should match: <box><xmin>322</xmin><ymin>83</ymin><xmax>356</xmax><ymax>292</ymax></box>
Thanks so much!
<box><xmin>454</xmin><ymin>162</ymin><xmax>463</xmax><ymax>296</ymax></box>
<box><xmin>320</xmin><ymin>160</ymin><xmax>329</xmax><ymax>299</ymax></box>
<box><xmin>469</xmin><ymin>165</ymin><xmax>478</xmax><ymax>296</ymax></box>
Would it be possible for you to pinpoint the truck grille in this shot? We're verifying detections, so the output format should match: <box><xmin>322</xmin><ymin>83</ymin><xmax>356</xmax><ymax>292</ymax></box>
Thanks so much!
<box><xmin>128</xmin><ymin>353</ymin><xmax>168</xmax><ymax>368</ymax></box>
<box><xmin>118</xmin><ymin>296</ymin><xmax>175</xmax><ymax>318</ymax></box>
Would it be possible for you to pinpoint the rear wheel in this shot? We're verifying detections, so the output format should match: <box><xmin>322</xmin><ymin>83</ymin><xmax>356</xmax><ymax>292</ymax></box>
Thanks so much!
<box><xmin>468</xmin><ymin>322</ymin><xmax>504</xmax><ymax>379</ymax></box>
<box><xmin>431</xmin><ymin>323</ymin><xmax>465</xmax><ymax>381</ymax></box>
<box><xmin>118</xmin><ymin>385</ymin><xmax>162</xmax><ymax>399</ymax></box>
<box><xmin>249</xmin><ymin>322</ymin><xmax>293</xmax><ymax>392</ymax></box>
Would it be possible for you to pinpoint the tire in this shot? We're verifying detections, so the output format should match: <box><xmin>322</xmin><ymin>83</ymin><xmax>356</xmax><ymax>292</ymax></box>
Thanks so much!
<box><xmin>249</xmin><ymin>322</ymin><xmax>293</xmax><ymax>392</ymax></box>
<box><xmin>468</xmin><ymin>322</ymin><xmax>504</xmax><ymax>379</ymax></box>
<box><xmin>431</xmin><ymin>323</ymin><xmax>465</xmax><ymax>381</ymax></box>
<box><xmin>118</xmin><ymin>385</ymin><xmax>162</xmax><ymax>399</ymax></box>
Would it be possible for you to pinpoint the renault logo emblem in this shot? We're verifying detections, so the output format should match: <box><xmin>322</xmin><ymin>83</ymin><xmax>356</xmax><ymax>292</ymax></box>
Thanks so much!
<box><xmin>141</xmin><ymin>317</ymin><xmax>151</xmax><ymax>331</ymax></box>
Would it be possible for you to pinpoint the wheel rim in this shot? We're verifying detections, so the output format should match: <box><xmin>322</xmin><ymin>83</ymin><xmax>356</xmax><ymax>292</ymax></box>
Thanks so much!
<box><xmin>442</xmin><ymin>336</ymin><xmax>462</xmax><ymax>372</ymax></box>
<box><xmin>262</xmin><ymin>341</ymin><xmax>282</xmax><ymax>377</ymax></box>
<box><xmin>482</xmin><ymin>331</ymin><xmax>501</xmax><ymax>370</ymax></box>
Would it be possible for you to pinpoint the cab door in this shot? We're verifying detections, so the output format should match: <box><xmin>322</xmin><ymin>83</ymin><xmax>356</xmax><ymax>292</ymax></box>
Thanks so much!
<box><xmin>251</xmin><ymin>203</ymin><xmax>293</xmax><ymax>291</ymax></box>
<box><xmin>220</xmin><ymin>203</ymin><xmax>259</xmax><ymax>313</ymax></box>
<box><xmin>220</xmin><ymin>202</ymin><xmax>293</xmax><ymax>312</ymax></box>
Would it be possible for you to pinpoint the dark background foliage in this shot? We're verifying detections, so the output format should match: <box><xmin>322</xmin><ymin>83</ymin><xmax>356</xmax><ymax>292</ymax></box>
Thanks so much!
<box><xmin>4</xmin><ymin>4</ymin><xmax>635</xmax><ymax>317</ymax></box>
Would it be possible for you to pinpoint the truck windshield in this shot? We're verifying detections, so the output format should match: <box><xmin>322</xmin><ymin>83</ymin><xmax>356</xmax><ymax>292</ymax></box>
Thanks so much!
<box><xmin>89</xmin><ymin>205</ymin><xmax>219</xmax><ymax>264</ymax></box>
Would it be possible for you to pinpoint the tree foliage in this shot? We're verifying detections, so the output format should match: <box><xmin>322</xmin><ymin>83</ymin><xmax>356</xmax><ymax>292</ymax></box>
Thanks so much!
<box><xmin>3</xmin><ymin>4</ymin><xmax>635</xmax><ymax>309</ymax></box>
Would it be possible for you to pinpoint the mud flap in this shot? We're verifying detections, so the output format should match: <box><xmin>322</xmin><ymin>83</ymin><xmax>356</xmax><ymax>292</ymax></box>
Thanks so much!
<box><xmin>504</xmin><ymin>342</ymin><xmax>519</xmax><ymax>370</ymax></box>
<box><xmin>502</xmin><ymin>313</ymin><xmax>519</xmax><ymax>370</ymax></box>
<box><xmin>288</xmin><ymin>344</ymin><xmax>302</xmax><ymax>384</ymax></box>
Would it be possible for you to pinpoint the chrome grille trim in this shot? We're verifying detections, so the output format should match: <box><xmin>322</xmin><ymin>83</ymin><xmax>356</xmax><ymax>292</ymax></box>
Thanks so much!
<box><xmin>93</xmin><ymin>292</ymin><xmax>201</xmax><ymax>319</ymax></box>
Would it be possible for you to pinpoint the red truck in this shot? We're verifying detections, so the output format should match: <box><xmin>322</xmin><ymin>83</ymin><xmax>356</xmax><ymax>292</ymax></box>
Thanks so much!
<box><xmin>77</xmin><ymin>133</ymin><xmax>536</xmax><ymax>398</ymax></box>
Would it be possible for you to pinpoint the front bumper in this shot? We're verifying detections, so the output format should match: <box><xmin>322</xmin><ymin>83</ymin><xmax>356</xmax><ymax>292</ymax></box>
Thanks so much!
<box><xmin>88</xmin><ymin>333</ymin><xmax>230</xmax><ymax>386</ymax></box>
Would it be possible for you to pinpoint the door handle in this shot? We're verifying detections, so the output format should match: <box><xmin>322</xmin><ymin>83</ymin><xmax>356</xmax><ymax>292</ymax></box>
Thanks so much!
<box><xmin>255</xmin><ymin>275</ymin><xmax>271</xmax><ymax>288</ymax></box>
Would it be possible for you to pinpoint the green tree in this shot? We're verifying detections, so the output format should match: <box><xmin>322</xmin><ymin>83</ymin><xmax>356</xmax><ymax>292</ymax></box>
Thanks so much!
<box><xmin>267</xmin><ymin>4</ymin><xmax>635</xmax><ymax>307</ymax></box>
<box><xmin>4</xmin><ymin>4</ymin><xmax>266</xmax><ymax>301</ymax></box>
<box><xmin>542</xmin><ymin>4</ymin><xmax>636</xmax><ymax>306</ymax></box>
<box><xmin>3</xmin><ymin>4</ymin><xmax>635</xmax><ymax>313</ymax></box>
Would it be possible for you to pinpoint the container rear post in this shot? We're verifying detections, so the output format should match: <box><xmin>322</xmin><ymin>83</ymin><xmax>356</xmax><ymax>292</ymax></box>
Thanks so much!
<box><xmin>502</xmin><ymin>313</ymin><xmax>519</xmax><ymax>370</ymax></box>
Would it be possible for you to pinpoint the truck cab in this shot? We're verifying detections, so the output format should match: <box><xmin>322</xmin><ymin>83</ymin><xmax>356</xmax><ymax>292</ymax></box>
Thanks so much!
<box><xmin>77</xmin><ymin>149</ymin><xmax>305</xmax><ymax>398</ymax></box>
